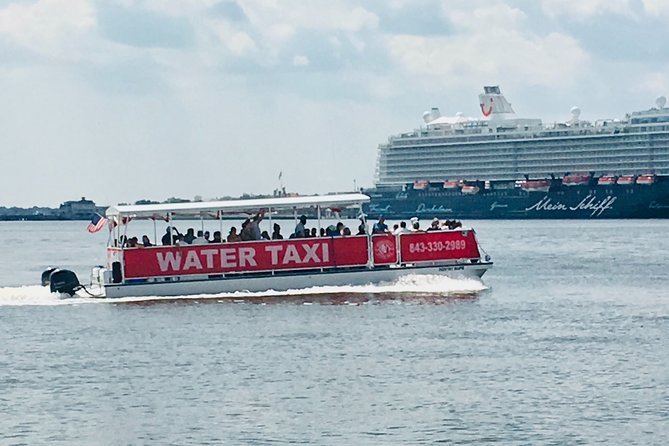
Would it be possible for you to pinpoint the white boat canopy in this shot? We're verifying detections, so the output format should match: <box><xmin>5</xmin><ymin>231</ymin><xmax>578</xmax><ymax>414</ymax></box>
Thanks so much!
<box><xmin>106</xmin><ymin>193</ymin><xmax>370</xmax><ymax>219</ymax></box>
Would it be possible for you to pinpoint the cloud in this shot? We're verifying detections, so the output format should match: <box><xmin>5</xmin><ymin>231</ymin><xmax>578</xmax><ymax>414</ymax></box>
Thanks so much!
<box><xmin>541</xmin><ymin>0</ymin><xmax>636</xmax><ymax>19</ymax></box>
<box><xmin>386</xmin><ymin>2</ymin><xmax>589</xmax><ymax>88</ymax></box>
<box><xmin>0</xmin><ymin>0</ymin><xmax>96</xmax><ymax>59</ymax></box>
<box><xmin>292</xmin><ymin>55</ymin><xmax>309</xmax><ymax>66</ymax></box>
<box><xmin>96</xmin><ymin>3</ymin><xmax>195</xmax><ymax>49</ymax></box>
<box><xmin>641</xmin><ymin>0</ymin><xmax>669</xmax><ymax>17</ymax></box>
<box><xmin>238</xmin><ymin>1</ymin><xmax>379</xmax><ymax>33</ymax></box>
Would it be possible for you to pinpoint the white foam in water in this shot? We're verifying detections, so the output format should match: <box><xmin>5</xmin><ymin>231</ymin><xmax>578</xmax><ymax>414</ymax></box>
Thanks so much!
<box><xmin>0</xmin><ymin>285</ymin><xmax>96</xmax><ymax>307</ymax></box>
<box><xmin>0</xmin><ymin>275</ymin><xmax>488</xmax><ymax>306</ymax></box>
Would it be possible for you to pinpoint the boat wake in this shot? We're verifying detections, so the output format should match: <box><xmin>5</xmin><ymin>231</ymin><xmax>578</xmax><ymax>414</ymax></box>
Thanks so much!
<box><xmin>0</xmin><ymin>275</ymin><xmax>488</xmax><ymax>307</ymax></box>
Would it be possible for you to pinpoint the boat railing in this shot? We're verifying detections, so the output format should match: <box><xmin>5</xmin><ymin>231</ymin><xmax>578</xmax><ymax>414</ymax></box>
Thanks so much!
<box><xmin>106</xmin><ymin>230</ymin><xmax>483</xmax><ymax>284</ymax></box>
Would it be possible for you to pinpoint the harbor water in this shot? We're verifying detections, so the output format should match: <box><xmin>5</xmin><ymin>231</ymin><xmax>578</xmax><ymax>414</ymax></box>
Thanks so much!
<box><xmin>1</xmin><ymin>220</ymin><xmax>668</xmax><ymax>445</ymax></box>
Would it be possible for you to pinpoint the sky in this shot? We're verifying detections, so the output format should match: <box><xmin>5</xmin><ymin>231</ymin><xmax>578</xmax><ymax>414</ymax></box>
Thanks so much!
<box><xmin>1</xmin><ymin>0</ymin><xmax>668</xmax><ymax>207</ymax></box>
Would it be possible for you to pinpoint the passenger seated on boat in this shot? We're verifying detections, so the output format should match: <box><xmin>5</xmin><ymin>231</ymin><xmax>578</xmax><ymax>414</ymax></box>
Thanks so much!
<box><xmin>184</xmin><ymin>228</ymin><xmax>196</xmax><ymax>244</ymax></box>
<box><xmin>211</xmin><ymin>231</ymin><xmax>223</xmax><ymax>243</ymax></box>
<box><xmin>261</xmin><ymin>230</ymin><xmax>271</xmax><ymax>240</ymax></box>
<box><xmin>204</xmin><ymin>231</ymin><xmax>211</xmax><ymax>242</ymax></box>
<box><xmin>293</xmin><ymin>215</ymin><xmax>307</xmax><ymax>238</ymax></box>
<box><xmin>141</xmin><ymin>235</ymin><xmax>152</xmax><ymax>247</ymax></box>
<box><xmin>272</xmin><ymin>223</ymin><xmax>283</xmax><ymax>240</ymax></box>
<box><xmin>192</xmin><ymin>230</ymin><xmax>208</xmax><ymax>245</ymax></box>
<box><xmin>372</xmin><ymin>216</ymin><xmax>389</xmax><ymax>234</ymax></box>
<box><xmin>311</xmin><ymin>227</ymin><xmax>318</xmax><ymax>237</ymax></box>
<box><xmin>227</xmin><ymin>227</ymin><xmax>241</xmax><ymax>242</ymax></box>
<box><xmin>427</xmin><ymin>218</ymin><xmax>441</xmax><ymax>231</ymax></box>
<box><xmin>442</xmin><ymin>219</ymin><xmax>462</xmax><ymax>230</ymax></box>
<box><xmin>343</xmin><ymin>227</ymin><xmax>351</xmax><ymax>236</ymax></box>
<box><xmin>126</xmin><ymin>237</ymin><xmax>139</xmax><ymax>248</ymax></box>
<box><xmin>392</xmin><ymin>224</ymin><xmax>399</xmax><ymax>233</ymax></box>
<box><xmin>240</xmin><ymin>218</ymin><xmax>253</xmax><ymax>241</ymax></box>
<box><xmin>394</xmin><ymin>221</ymin><xmax>411</xmax><ymax>235</ymax></box>
<box><xmin>412</xmin><ymin>221</ymin><xmax>423</xmax><ymax>232</ymax></box>
<box><xmin>119</xmin><ymin>235</ymin><xmax>127</xmax><ymax>247</ymax></box>
<box><xmin>357</xmin><ymin>218</ymin><xmax>367</xmax><ymax>235</ymax></box>
<box><xmin>175</xmin><ymin>234</ymin><xmax>187</xmax><ymax>246</ymax></box>
<box><xmin>320</xmin><ymin>228</ymin><xmax>326</xmax><ymax>237</ymax></box>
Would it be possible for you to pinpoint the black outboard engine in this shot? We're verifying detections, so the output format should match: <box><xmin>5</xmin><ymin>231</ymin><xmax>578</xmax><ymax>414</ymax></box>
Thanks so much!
<box><xmin>41</xmin><ymin>267</ymin><xmax>58</xmax><ymax>287</ymax></box>
<box><xmin>48</xmin><ymin>270</ymin><xmax>81</xmax><ymax>297</ymax></box>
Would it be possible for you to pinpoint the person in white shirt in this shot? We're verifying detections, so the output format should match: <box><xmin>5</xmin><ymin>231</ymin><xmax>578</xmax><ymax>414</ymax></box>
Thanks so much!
<box><xmin>393</xmin><ymin>221</ymin><xmax>412</xmax><ymax>235</ymax></box>
<box><xmin>293</xmin><ymin>215</ymin><xmax>307</xmax><ymax>238</ymax></box>
<box><xmin>191</xmin><ymin>230</ymin><xmax>209</xmax><ymax>245</ymax></box>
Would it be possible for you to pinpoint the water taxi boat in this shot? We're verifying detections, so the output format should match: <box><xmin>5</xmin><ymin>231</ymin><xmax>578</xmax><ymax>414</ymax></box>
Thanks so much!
<box><xmin>47</xmin><ymin>194</ymin><xmax>492</xmax><ymax>298</ymax></box>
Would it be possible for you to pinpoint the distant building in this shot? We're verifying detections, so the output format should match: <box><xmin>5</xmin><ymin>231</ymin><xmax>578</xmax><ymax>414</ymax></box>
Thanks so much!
<box><xmin>59</xmin><ymin>197</ymin><xmax>99</xmax><ymax>220</ymax></box>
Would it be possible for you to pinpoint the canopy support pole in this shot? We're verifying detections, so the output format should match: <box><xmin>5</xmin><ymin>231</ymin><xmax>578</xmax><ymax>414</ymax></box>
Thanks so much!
<box><xmin>168</xmin><ymin>212</ymin><xmax>173</xmax><ymax>245</ymax></box>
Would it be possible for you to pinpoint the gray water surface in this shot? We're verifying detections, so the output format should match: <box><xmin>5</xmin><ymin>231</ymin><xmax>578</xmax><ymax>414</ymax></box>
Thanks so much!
<box><xmin>1</xmin><ymin>220</ymin><xmax>668</xmax><ymax>445</ymax></box>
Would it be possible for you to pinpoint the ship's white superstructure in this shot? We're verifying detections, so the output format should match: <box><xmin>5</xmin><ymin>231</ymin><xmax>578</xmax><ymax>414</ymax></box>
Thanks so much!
<box><xmin>375</xmin><ymin>87</ymin><xmax>669</xmax><ymax>185</ymax></box>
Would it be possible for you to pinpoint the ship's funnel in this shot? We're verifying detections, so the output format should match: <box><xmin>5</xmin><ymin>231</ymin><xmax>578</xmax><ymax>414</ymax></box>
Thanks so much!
<box><xmin>478</xmin><ymin>85</ymin><xmax>515</xmax><ymax>118</ymax></box>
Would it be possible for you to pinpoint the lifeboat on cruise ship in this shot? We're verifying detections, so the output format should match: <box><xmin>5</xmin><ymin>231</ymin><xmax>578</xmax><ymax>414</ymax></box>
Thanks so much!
<box><xmin>461</xmin><ymin>185</ymin><xmax>480</xmax><ymax>194</ymax></box>
<box><xmin>636</xmin><ymin>174</ymin><xmax>656</xmax><ymax>185</ymax></box>
<box><xmin>562</xmin><ymin>174</ymin><xmax>591</xmax><ymax>186</ymax></box>
<box><xmin>443</xmin><ymin>180</ymin><xmax>460</xmax><ymax>189</ymax></box>
<box><xmin>520</xmin><ymin>180</ymin><xmax>551</xmax><ymax>192</ymax></box>
<box><xmin>617</xmin><ymin>175</ymin><xmax>636</xmax><ymax>185</ymax></box>
<box><xmin>597</xmin><ymin>175</ymin><xmax>617</xmax><ymax>186</ymax></box>
<box><xmin>413</xmin><ymin>180</ymin><xmax>429</xmax><ymax>190</ymax></box>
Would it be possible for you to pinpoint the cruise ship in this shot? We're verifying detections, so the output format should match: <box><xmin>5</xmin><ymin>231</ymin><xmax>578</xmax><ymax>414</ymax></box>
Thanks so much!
<box><xmin>365</xmin><ymin>86</ymin><xmax>669</xmax><ymax>219</ymax></box>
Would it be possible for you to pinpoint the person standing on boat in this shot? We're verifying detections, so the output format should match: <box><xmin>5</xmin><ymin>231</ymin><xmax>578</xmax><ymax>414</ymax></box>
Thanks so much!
<box><xmin>293</xmin><ymin>215</ymin><xmax>307</xmax><ymax>238</ymax></box>
<box><xmin>249</xmin><ymin>211</ymin><xmax>264</xmax><ymax>240</ymax></box>
<box><xmin>184</xmin><ymin>228</ymin><xmax>196</xmax><ymax>244</ymax></box>
<box><xmin>162</xmin><ymin>227</ymin><xmax>180</xmax><ymax>246</ymax></box>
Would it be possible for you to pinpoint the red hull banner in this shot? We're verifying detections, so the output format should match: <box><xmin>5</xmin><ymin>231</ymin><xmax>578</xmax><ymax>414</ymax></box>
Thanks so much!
<box><xmin>398</xmin><ymin>231</ymin><xmax>480</xmax><ymax>263</ymax></box>
<box><xmin>116</xmin><ymin>231</ymin><xmax>481</xmax><ymax>279</ymax></box>
<box><xmin>120</xmin><ymin>236</ymin><xmax>371</xmax><ymax>279</ymax></box>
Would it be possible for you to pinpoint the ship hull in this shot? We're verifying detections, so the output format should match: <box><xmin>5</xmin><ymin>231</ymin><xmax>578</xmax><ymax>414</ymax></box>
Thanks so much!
<box><xmin>365</xmin><ymin>179</ymin><xmax>669</xmax><ymax>219</ymax></box>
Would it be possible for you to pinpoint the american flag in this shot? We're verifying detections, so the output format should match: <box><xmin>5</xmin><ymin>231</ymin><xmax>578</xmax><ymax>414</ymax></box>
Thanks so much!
<box><xmin>87</xmin><ymin>213</ymin><xmax>107</xmax><ymax>233</ymax></box>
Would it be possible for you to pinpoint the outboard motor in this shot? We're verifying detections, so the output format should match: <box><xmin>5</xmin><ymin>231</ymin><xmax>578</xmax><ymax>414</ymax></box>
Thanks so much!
<box><xmin>41</xmin><ymin>267</ymin><xmax>58</xmax><ymax>286</ymax></box>
<box><xmin>48</xmin><ymin>269</ymin><xmax>81</xmax><ymax>297</ymax></box>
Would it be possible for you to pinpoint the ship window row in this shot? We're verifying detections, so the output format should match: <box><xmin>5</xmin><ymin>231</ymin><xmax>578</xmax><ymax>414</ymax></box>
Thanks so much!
<box><xmin>381</xmin><ymin>145</ymin><xmax>669</xmax><ymax>161</ymax></box>
<box><xmin>380</xmin><ymin>158</ymin><xmax>669</xmax><ymax>174</ymax></box>
<box><xmin>379</xmin><ymin>160</ymin><xmax>669</xmax><ymax>177</ymax></box>
<box><xmin>384</xmin><ymin>137</ymin><xmax>669</xmax><ymax>153</ymax></box>
<box><xmin>389</xmin><ymin>129</ymin><xmax>669</xmax><ymax>147</ymax></box>
<box><xmin>387</xmin><ymin>131</ymin><xmax>669</xmax><ymax>149</ymax></box>
<box><xmin>382</xmin><ymin>141</ymin><xmax>669</xmax><ymax>156</ymax></box>
<box><xmin>381</xmin><ymin>150</ymin><xmax>669</xmax><ymax>164</ymax></box>
<box><xmin>380</xmin><ymin>149</ymin><xmax>669</xmax><ymax>166</ymax></box>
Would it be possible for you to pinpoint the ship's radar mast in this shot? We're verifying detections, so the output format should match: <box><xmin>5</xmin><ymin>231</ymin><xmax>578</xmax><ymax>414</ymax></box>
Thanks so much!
<box><xmin>656</xmin><ymin>96</ymin><xmax>667</xmax><ymax>109</ymax></box>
